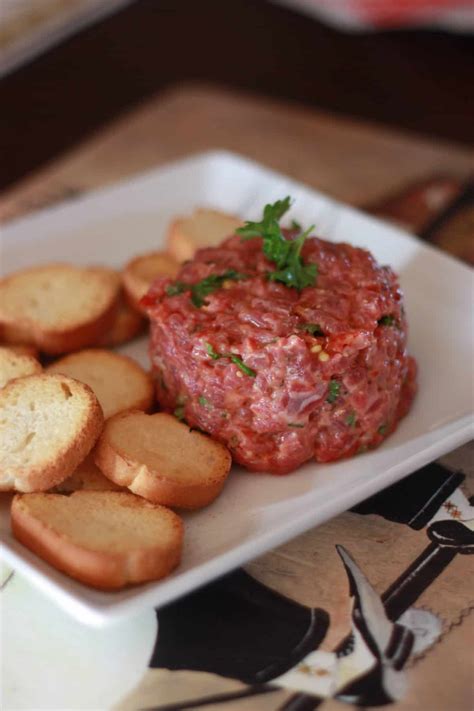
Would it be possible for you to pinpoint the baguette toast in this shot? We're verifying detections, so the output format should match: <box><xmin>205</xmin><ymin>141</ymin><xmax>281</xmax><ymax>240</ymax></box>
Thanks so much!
<box><xmin>95</xmin><ymin>411</ymin><xmax>232</xmax><ymax>509</ymax></box>
<box><xmin>11</xmin><ymin>491</ymin><xmax>183</xmax><ymax>589</ymax></box>
<box><xmin>47</xmin><ymin>349</ymin><xmax>154</xmax><ymax>419</ymax></box>
<box><xmin>0</xmin><ymin>347</ymin><xmax>42</xmax><ymax>389</ymax></box>
<box><xmin>166</xmin><ymin>208</ymin><xmax>242</xmax><ymax>262</ymax></box>
<box><xmin>0</xmin><ymin>264</ymin><xmax>120</xmax><ymax>354</ymax></box>
<box><xmin>0</xmin><ymin>374</ymin><xmax>104</xmax><ymax>492</ymax></box>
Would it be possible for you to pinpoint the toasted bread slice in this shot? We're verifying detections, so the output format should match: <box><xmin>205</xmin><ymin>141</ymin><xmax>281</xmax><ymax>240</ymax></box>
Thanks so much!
<box><xmin>166</xmin><ymin>208</ymin><xmax>243</xmax><ymax>262</ymax></box>
<box><xmin>0</xmin><ymin>347</ymin><xmax>42</xmax><ymax>389</ymax></box>
<box><xmin>47</xmin><ymin>349</ymin><xmax>154</xmax><ymax>419</ymax></box>
<box><xmin>0</xmin><ymin>321</ymin><xmax>33</xmax><ymax>346</ymax></box>
<box><xmin>0</xmin><ymin>264</ymin><xmax>120</xmax><ymax>354</ymax></box>
<box><xmin>0</xmin><ymin>374</ymin><xmax>103</xmax><ymax>492</ymax></box>
<box><xmin>3</xmin><ymin>343</ymin><xmax>40</xmax><ymax>359</ymax></box>
<box><xmin>95</xmin><ymin>411</ymin><xmax>232</xmax><ymax>509</ymax></box>
<box><xmin>53</xmin><ymin>453</ymin><xmax>123</xmax><ymax>493</ymax></box>
<box><xmin>11</xmin><ymin>491</ymin><xmax>183</xmax><ymax>589</ymax></box>
<box><xmin>99</xmin><ymin>294</ymin><xmax>146</xmax><ymax>347</ymax></box>
<box><xmin>122</xmin><ymin>252</ymin><xmax>179</xmax><ymax>313</ymax></box>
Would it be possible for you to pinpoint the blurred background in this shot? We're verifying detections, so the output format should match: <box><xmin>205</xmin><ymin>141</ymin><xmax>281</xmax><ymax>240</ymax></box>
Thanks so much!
<box><xmin>1</xmin><ymin>0</ymin><xmax>473</xmax><ymax>193</ymax></box>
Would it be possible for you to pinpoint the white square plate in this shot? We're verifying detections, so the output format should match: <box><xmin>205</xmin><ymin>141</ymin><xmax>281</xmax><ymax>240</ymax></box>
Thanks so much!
<box><xmin>1</xmin><ymin>151</ymin><xmax>473</xmax><ymax>626</ymax></box>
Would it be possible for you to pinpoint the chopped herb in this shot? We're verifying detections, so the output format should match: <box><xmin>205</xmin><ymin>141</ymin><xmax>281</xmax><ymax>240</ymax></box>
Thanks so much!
<box><xmin>237</xmin><ymin>197</ymin><xmax>317</xmax><ymax>291</ymax></box>
<box><xmin>198</xmin><ymin>395</ymin><xmax>211</xmax><ymax>408</ymax></box>
<box><xmin>288</xmin><ymin>422</ymin><xmax>305</xmax><ymax>428</ymax></box>
<box><xmin>346</xmin><ymin>411</ymin><xmax>357</xmax><ymax>427</ymax></box>
<box><xmin>206</xmin><ymin>342</ymin><xmax>221</xmax><ymax>360</ymax></box>
<box><xmin>299</xmin><ymin>323</ymin><xmax>324</xmax><ymax>336</ymax></box>
<box><xmin>166</xmin><ymin>270</ymin><xmax>247</xmax><ymax>308</ymax></box>
<box><xmin>174</xmin><ymin>405</ymin><xmax>186</xmax><ymax>421</ymax></box>
<box><xmin>166</xmin><ymin>281</ymin><xmax>187</xmax><ymax>297</ymax></box>
<box><xmin>378</xmin><ymin>424</ymin><xmax>388</xmax><ymax>436</ymax></box>
<box><xmin>190</xmin><ymin>270</ymin><xmax>247</xmax><ymax>307</ymax></box>
<box><xmin>326</xmin><ymin>379</ymin><xmax>341</xmax><ymax>404</ymax></box>
<box><xmin>229</xmin><ymin>354</ymin><xmax>257</xmax><ymax>377</ymax></box>
<box><xmin>291</xmin><ymin>219</ymin><xmax>302</xmax><ymax>231</ymax></box>
<box><xmin>205</xmin><ymin>342</ymin><xmax>256</xmax><ymax>377</ymax></box>
<box><xmin>378</xmin><ymin>315</ymin><xmax>396</xmax><ymax>327</ymax></box>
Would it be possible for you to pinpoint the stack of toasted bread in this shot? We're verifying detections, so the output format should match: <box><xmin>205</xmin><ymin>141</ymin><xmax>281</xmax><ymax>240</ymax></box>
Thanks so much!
<box><xmin>0</xmin><ymin>208</ymin><xmax>239</xmax><ymax>590</ymax></box>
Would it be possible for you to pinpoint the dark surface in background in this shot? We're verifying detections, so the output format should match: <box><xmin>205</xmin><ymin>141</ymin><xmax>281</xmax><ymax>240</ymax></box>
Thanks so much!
<box><xmin>1</xmin><ymin>0</ymin><xmax>473</xmax><ymax>190</ymax></box>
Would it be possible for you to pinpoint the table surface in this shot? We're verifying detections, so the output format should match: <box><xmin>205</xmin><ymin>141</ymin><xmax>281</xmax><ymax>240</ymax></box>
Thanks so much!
<box><xmin>1</xmin><ymin>84</ymin><xmax>473</xmax><ymax>711</ymax></box>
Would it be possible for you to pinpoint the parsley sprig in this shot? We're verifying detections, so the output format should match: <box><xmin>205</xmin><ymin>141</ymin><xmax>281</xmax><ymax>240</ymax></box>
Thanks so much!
<box><xmin>166</xmin><ymin>270</ymin><xmax>247</xmax><ymax>307</ymax></box>
<box><xmin>298</xmin><ymin>323</ymin><xmax>324</xmax><ymax>336</ymax></box>
<box><xmin>206</xmin><ymin>343</ymin><xmax>256</xmax><ymax>377</ymax></box>
<box><xmin>236</xmin><ymin>197</ymin><xmax>317</xmax><ymax>290</ymax></box>
<box><xmin>326</xmin><ymin>379</ymin><xmax>341</xmax><ymax>404</ymax></box>
<box><xmin>378</xmin><ymin>315</ymin><xmax>397</xmax><ymax>327</ymax></box>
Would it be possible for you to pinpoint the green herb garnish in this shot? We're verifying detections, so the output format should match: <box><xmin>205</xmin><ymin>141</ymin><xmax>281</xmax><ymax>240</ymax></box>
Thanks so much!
<box><xmin>206</xmin><ymin>343</ymin><xmax>221</xmax><ymax>360</ymax></box>
<box><xmin>166</xmin><ymin>281</ymin><xmax>187</xmax><ymax>296</ymax></box>
<box><xmin>174</xmin><ymin>405</ymin><xmax>186</xmax><ymax>421</ymax></box>
<box><xmin>205</xmin><ymin>343</ymin><xmax>256</xmax><ymax>377</ymax></box>
<box><xmin>378</xmin><ymin>315</ymin><xmax>396</xmax><ymax>327</ymax></box>
<box><xmin>190</xmin><ymin>270</ymin><xmax>247</xmax><ymax>307</ymax></box>
<box><xmin>237</xmin><ymin>197</ymin><xmax>317</xmax><ymax>290</ymax></box>
<box><xmin>326</xmin><ymin>379</ymin><xmax>341</xmax><ymax>404</ymax></box>
<box><xmin>299</xmin><ymin>323</ymin><xmax>324</xmax><ymax>336</ymax></box>
<box><xmin>291</xmin><ymin>219</ymin><xmax>302</xmax><ymax>231</ymax></box>
<box><xmin>378</xmin><ymin>424</ymin><xmax>388</xmax><ymax>435</ymax></box>
<box><xmin>166</xmin><ymin>270</ymin><xmax>246</xmax><ymax>307</ymax></box>
<box><xmin>198</xmin><ymin>396</ymin><xmax>211</xmax><ymax>408</ymax></box>
<box><xmin>346</xmin><ymin>411</ymin><xmax>357</xmax><ymax>427</ymax></box>
<box><xmin>288</xmin><ymin>422</ymin><xmax>305</xmax><ymax>428</ymax></box>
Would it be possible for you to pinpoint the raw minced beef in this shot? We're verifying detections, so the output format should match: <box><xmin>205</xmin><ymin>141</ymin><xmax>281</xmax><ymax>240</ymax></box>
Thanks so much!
<box><xmin>143</xmin><ymin>233</ymin><xmax>417</xmax><ymax>474</ymax></box>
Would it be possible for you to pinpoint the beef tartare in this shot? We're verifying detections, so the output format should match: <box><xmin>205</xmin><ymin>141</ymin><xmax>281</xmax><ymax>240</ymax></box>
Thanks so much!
<box><xmin>143</xmin><ymin>198</ymin><xmax>417</xmax><ymax>474</ymax></box>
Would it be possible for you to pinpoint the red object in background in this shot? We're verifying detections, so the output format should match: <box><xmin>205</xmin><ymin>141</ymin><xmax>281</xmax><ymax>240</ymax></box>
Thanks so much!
<box><xmin>355</xmin><ymin>0</ymin><xmax>472</xmax><ymax>28</ymax></box>
<box><xmin>275</xmin><ymin>0</ymin><xmax>474</xmax><ymax>31</ymax></box>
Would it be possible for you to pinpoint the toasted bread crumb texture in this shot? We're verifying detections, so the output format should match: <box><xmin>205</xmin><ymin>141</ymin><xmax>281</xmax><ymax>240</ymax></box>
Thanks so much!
<box><xmin>0</xmin><ymin>347</ymin><xmax>41</xmax><ymax>389</ymax></box>
<box><xmin>167</xmin><ymin>209</ymin><xmax>242</xmax><ymax>262</ymax></box>
<box><xmin>0</xmin><ymin>374</ymin><xmax>104</xmax><ymax>492</ymax></box>
<box><xmin>0</xmin><ymin>265</ymin><xmax>120</xmax><ymax>329</ymax></box>
<box><xmin>14</xmin><ymin>491</ymin><xmax>181</xmax><ymax>552</ymax></box>
<box><xmin>123</xmin><ymin>252</ymin><xmax>179</xmax><ymax>310</ymax></box>
<box><xmin>47</xmin><ymin>349</ymin><xmax>154</xmax><ymax>419</ymax></box>
<box><xmin>11</xmin><ymin>491</ymin><xmax>183</xmax><ymax>588</ymax></box>
<box><xmin>99</xmin><ymin>296</ymin><xmax>145</xmax><ymax>346</ymax></box>
<box><xmin>100</xmin><ymin>412</ymin><xmax>231</xmax><ymax>483</ymax></box>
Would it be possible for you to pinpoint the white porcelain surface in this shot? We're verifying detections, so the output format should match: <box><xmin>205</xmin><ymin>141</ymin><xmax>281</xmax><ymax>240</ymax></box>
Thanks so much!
<box><xmin>1</xmin><ymin>150</ymin><xmax>472</xmax><ymax>626</ymax></box>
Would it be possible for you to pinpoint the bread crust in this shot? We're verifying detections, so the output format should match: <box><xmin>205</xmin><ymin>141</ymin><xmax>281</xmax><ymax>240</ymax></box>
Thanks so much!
<box><xmin>1</xmin><ymin>343</ymin><xmax>40</xmax><ymax>359</ymax></box>
<box><xmin>166</xmin><ymin>209</ymin><xmax>243</xmax><ymax>262</ymax></box>
<box><xmin>0</xmin><ymin>347</ymin><xmax>42</xmax><ymax>389</ymax></box>
<box><xmin>99</xmin><ymin>296</ymin><xmax>146</xmax><ymax>347</ymax></box>
<box><xmin>53</xmin><ymin>453</ymin><xmax>123</xmax><ymax>493</ymax></box>
<box><xmin>95</xmin><ymin>412</ymin><xmax>231</xmax><ymax>509</ymax></box>
<box><xmin>47</xmin><ymin>349</ymin><xmax>154</xmax><ymax>419</ymax></box>
<box><xmin>0</xmin><ymin>374</ymin><xmax>104</xmax><ymax>492</ymax></box>
<box><xmin>122</xmin><ymin>252</ymin><xmax>179</xmax><ymax>313</ymax></box>
<box><xmin>0</xmin><ymin>265</ymin><xmax>120</xmax><ymax>355</ymax></box>
<box><xmin>11</xmin><ymin>492</ymin><xmax>183</xmax><ymax>589</ymax></box>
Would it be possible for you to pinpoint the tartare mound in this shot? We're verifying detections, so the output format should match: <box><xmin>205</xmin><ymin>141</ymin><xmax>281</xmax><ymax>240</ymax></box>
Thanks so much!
<box><xmin>143</xmin><ymin>229</ymin><xmax>416</xmax><ymax>474</ymax></box>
